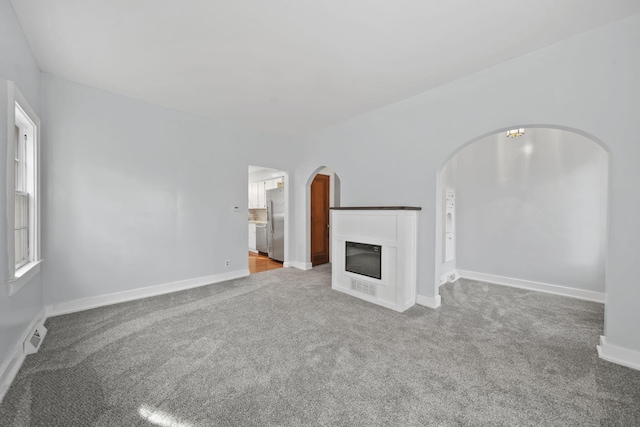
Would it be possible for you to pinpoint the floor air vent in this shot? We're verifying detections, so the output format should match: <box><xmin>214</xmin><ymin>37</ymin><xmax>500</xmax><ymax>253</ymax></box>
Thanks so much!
<box><xmin>351</xmin><ymin>278</ymin><xmax>377</xmax><ymax>297</ymax></box>
<box><xmin>24</xmin><ymin>323</ymin><xmax>47</xmax><ymax>355</ymax></box>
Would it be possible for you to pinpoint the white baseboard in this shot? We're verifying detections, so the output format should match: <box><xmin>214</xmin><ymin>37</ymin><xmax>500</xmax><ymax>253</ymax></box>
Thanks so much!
<box><xmin>456</xmin><ymin>270</ymin><xmax>605</xmax><ymax>303</ymax></box>
<box><xmin>335</xmin><ymin>286</ymin><xmax>415</xmax><ymax>313</ymax></box>
<box><xmin>0</xmin><ymin>308</ymin><xmax>47</xmax><ymax>403</ymax></box>
<box><xmin>439</xmin><ymin>270</ymin><xmax>460</xmax><ymax>286</ymax></box>
<box><xmin>597</xmin><ymin>336</ymin><xmax>640</xmax><ymax>371</ymax></box>
<box><xmin>416</xmin><ymin>294</ymin><xmax>441</xmax><ymax>309</ymax></box>
<box><xmin>46</xmin><ymin>269</ymin><xmax>250</xmax><ymax>317</ymax></box>
<box><xmin>289</xmin><ymin>261</ymin><xmax>313</xmax><ymax>271</ymax></box>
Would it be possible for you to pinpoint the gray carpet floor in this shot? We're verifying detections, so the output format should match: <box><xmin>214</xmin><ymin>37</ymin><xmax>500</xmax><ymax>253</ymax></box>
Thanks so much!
<box><xmin>1</xmin><ymin>265</ymin><xmax>639</xmax><ymax>426</ymax></box>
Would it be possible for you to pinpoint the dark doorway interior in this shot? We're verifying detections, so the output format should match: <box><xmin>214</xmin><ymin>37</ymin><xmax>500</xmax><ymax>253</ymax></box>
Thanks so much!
<box><xmin>310</xmin><ymin>174</ymin><xmax>330</xmax><ymax>266</ymax></box>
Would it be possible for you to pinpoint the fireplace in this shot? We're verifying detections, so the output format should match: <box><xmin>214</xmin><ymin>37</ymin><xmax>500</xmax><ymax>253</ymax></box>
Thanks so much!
<box><xmin>330</xmin><ymin>207</ymin><xmax>421</xmax><ymax>312</ymax></box>
<box><xmin>345</xmin><ymin>241</ymin><xmax>382</xmax><ymax>279</ymax></box>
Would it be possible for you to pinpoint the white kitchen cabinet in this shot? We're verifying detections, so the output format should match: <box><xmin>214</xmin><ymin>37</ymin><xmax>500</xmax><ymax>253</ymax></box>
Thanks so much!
<box><xmin>248</xmin><ymin>183</ymin><xmax>256</xmax><ymax>209</ymax></box>
<box><xmin>265</xmin><ymin>177</ymin><xmax>284</xmax><ymax>191</ymax></box>
<box><xmin>249</xmin><ymin>223</ymin><xmax>257</xmax><ymax>252</ymax></box>
<box><xmin>265</xmin><ymin>179</ymin><xmax>276</xmax><ymax>191</ymax></box>
<box><xmin>257</xmin><ymin>181</ymin><xmax>266</xmax><ymax>208</ymax></box>
<box><xmin>249</xmin><ymin>177</ymin><xmax>284</xmax><ymax>209</ymax></box>
<box><xmin>248</xmin><ymin>182</ymin><xmax>263</xmax><ymax>209</ymax></box>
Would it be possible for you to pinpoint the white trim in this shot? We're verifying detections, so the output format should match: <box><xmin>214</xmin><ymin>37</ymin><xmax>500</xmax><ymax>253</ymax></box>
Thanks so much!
<box><xmin>6</xmin><ymin>81</ymin><xmax>41</xmax><ymax>295</ymax></box>
<box><xmin>0</xmin><ymin>308</ymin><xmax>46</xmax><ymax>403</ymax></box>
<box><xmin>46</xmin><ymin>269</ymin><xmax>250</xmax><ymax>317</ymax></box>
<box><xmin>439</xmin><ymin>274</ymin><xmax>447</xmax><ymax>286</ymax></box>
<box><xmin>289</xmin><ymin>261</ymin><xmax>313</xmax><ymax>271</ymax></box>
<box><xmin>8</xmin><ymin>260</ymin><xmax>42</xmax><ymax>296</ymax></box>
<box><xmin>416</xmin><ymin>294</ymin><xmax>441</xmax><ymax>309</ymax></box>
<box><xmin>439</xmin><ymin>270</ymin><xmax>460</xmax><ymax>287</ymax></box>
<box><xmin>338</xmin><ymin>287</ymin><xmax>415</xmax><ymax>313</ymax></box>
<box><xmin>597</xmin><ymin>336</ymin><xmax>640</xmax><ymax>371</ymax></box>
<box><xmin>457</xmin><ymin>269</ymin><xmax>605</xmax><ymax>303</ymax></box>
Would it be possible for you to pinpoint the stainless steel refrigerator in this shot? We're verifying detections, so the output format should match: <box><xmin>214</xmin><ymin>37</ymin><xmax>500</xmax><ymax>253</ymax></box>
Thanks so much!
<box><xmin>266</xmin><ymin>188</ymin><xmax>285</xmax><ymax>262</ymax></box>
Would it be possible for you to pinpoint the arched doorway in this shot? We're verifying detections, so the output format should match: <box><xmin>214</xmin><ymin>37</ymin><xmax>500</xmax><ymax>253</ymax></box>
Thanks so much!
<box><xmin>435</xmin><ymin>125</ymin><xmax>610</xmax><ymax>303</ymax></box>
<box><xmin>306</xmin><ymin>167</ymin><xmax>341</xmax><ymax>267</ymax></box>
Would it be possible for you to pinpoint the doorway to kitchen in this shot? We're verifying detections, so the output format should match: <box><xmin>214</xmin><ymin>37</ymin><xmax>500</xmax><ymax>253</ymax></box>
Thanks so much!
<box><xmin>248</xmin><ymin>165</ymin><xmax>288</xmax><ymax>274</ymax></box>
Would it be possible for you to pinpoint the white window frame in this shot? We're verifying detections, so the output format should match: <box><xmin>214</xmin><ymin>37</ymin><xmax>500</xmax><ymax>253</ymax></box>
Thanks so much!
<box><xmin>6</xmin><ymin>82</ymin><xmax>41</xmax><ymax>296</ymax></box>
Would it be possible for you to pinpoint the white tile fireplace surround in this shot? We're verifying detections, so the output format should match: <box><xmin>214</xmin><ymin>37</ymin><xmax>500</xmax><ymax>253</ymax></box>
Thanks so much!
<box><xmin>330</xmin><ymin>207</ymin><xmax>421</xmax><ymax>312</ymax></box>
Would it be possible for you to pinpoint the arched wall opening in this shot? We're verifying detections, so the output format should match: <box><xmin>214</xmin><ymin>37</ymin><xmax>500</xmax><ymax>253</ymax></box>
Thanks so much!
<box><xmin>434</xmin><ymin>125</ymin><xmax>610</xmax><ymax>305</ymax></box>
<box><xmin>304</xmin><ymin>166</ymin><xmax>342</xmax><ymax>269</ymax></box>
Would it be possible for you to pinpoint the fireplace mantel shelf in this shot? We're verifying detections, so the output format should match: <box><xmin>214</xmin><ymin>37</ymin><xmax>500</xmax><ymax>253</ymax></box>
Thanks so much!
<box><xmin>329</xmin><ymin>206</ymin><xmax>421</xmax><ymax>211</ymax></box>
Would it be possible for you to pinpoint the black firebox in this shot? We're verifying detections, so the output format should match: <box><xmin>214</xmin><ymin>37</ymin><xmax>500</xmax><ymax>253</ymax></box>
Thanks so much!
<box><xmin>345</xmin><ymin>241</ymin><xmax>381</xmax><ymax>280</ymax></box>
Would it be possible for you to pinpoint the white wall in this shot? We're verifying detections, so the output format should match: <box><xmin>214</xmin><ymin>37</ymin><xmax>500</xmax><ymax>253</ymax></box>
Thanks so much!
<box><xmin>291</xmin><ymin>14</ymin><xmax>640</xmax><ymax>355</ymax></box>
<box><xmin>0</xmin><ymin>0</ymin><xmax>40</xmax><ymax>111</ymax></box>
<box><xmin>41</xmin><ymin>74</ymin><xmax>295</xmax><ymax>306</ymax></box>
<box><xmin>0</xmin><ymin>0</ymin><xmax>44</xmax><ymax>387</ymax></box>
<box><xmin>449</xmin><ymin>128</ymin><xmax>608</xmax><ymax>292</ymax></box>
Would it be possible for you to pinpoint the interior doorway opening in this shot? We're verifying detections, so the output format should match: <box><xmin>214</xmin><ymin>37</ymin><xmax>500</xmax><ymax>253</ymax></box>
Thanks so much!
<box><xmin>435</xmin><ymin>126</ymin><xmax>610</xmax><ymax>304</ymax></box>
<box><xmin>307</xmin><ymin>167</ymin><xmax>341</xmax><ymax>268</ymax></box>
<box><xmin>248</xmin><ymin>165</ymin><xmax>288</xmax><ymax>274</ymax></box>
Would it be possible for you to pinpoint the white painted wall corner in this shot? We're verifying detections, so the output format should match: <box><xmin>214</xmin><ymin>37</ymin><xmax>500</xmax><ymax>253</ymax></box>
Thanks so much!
<box><xmin>597</xmin><ymin>336</ymin><xmax>640</xmax><ymax>371</ymax></box>
<box><xmin>416</xmin><ymin>294</ymin><xmax>441</xmax><ymax>309</ymax></box>
<box><xmin>288</xmin><ymin>261</ymin><xmax>313</xmax><ymax>271</ymax></box>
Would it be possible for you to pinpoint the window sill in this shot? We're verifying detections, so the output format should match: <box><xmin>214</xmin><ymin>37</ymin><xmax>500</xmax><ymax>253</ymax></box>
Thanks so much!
<box><xmin>8</xmin><ymin>260</ymin><xmax>42</xmax><ymax>296</ymax></box>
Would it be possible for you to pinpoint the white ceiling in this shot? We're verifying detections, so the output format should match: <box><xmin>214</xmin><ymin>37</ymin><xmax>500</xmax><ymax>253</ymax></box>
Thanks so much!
<box><xmin>11</xmin><ymin>1</ymin><xmax>640</xmax><ymax>136</ymax></box>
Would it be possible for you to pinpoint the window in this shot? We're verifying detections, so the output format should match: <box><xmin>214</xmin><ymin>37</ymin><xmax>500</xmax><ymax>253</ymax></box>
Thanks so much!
<box><xmin>7</xmin><ymin>82</ymin><xmax>41</xmax><ymax>296</ymax></box>
<box><xmin>15</xmin><ymin>120</ymin><xmax>30</xmax><ymax>269</ymax></box>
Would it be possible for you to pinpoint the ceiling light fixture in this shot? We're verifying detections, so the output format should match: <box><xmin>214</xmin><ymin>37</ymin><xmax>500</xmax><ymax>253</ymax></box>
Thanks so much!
<box><xmin>506</xmin><ymin>128</ymin><xmax>525</xmax><ymax>138</ymax></box>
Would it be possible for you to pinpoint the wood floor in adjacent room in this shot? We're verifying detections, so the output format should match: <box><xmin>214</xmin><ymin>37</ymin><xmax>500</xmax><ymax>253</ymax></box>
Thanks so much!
<box><xmin>249</xmin><ymin>251</ymin><xmax>283</xmax><ymax>274</ymax></box>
